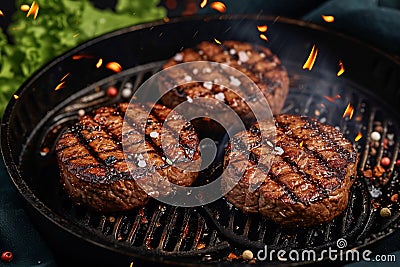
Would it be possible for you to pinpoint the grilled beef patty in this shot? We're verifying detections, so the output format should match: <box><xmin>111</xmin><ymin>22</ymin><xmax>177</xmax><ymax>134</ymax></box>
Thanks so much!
<box><xmin>56</xmin><ymin>103</ymin><xmax>201</xmax><ymax>212</ymax></box>
<box><xmin>223</xmin><ymin>114</ymin><xmax>358</xmax><ymax>227</ymax></box>
<box><xmin>160</xmin><ymin>41</ymin><xmax>289</xmax><ymax>126</ymax></box>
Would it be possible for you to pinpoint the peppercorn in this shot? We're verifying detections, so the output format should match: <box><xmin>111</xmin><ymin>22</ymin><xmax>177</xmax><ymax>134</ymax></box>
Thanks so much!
<box><xmin>1</xmin><ymin>251</ymin><xmax>13</xmax><ymax>263</ymax></box>
<box><xmin>381</xmin><ymin>157</ymin><xmax>391</xmax><ymax>167</ymax></box>
<box><xmin>106</xmin><ymin>86</ymin><xmax>118</xmax><ymax>97</ymax></box>
<box><xmin>242</xmin><ymin>250</ymin><xmax>253</xmax><ymax>260</ymax></box>
<box><xmin>380</xmin><ymin>207</ymin><xmax>391</xmax><ymax>218</ymax></box>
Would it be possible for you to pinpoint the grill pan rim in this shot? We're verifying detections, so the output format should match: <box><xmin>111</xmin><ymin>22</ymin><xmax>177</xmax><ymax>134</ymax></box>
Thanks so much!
<box><xmin>1</xmin><ymin>14</ymin><xmax>400</xmax><ymax>266</ymax></box>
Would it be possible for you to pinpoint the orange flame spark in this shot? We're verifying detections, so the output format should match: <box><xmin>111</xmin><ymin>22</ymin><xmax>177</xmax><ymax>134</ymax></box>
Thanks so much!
<box><xmin>210</xmin><ymin>2</ymin><xmax>226</xmax><ymax>13</ymax></box>
<box><xmin>355</xmin><ymin>132</ymin><xmax>362</xmax><ymax>142</ymax></box>
<box><xmin>72</xmin><ymin>54</ymin><xmax>92</xmax><ymax>60</ymax></box>
<box><xmin>54</xmin><ymin>81</ymin><xmax>66</xmax><ymax>91</ymax></box>
<box><xmin>214</xmin><ymin>38</ymin><xmax>221</xmax><ymax>44</ymax></box>
<box><xmin>200</xmin><ymin>0</ymin><xmax>208</xmax><ymax>8</ymax></box>
<box><xmin>106</xmin><ymin>62</ymin><xmax>122</xmax><ymax>73</ymax></box>
<box><xmin>337</xmin><ymin>60</ymin><xmax>345</xmax><ymax>76</ymax></box>
<box><xmin>302</xmin><ymin>45</ymin><xmax>318</xmax><ymax>70</ymax></box>
<box><xmin>13</xmin><ymin>95</ymin><xmax>19</xmax><ymax>100</ymax></box>
<box><xmin>60</xmin><ymin>73</ymin><xmax>70</xmax><ymax>81</ymax></box>
<box><xmin>324</xmin><ymin>96</ymin><xmax>335</xmax><ymax>103</ymax></box>
<box><xmin>257</xmin><ymin>25</ymin><xmax>268</xmax><ymax>32</ymax></box>
<box><xmin>163</xmin><ymin>17</ymin><xmax>170</xmax><ymax>22</ymax></box>
<box><xmin>324</xmin><ymin>94</ymin><xmax>341</xmax><ymax>103</ymax></box>
<box><xmin>342</xmin><ymin>103</ymin><xmax>354</xmax><ymax>119</ymax></box>
<box><xmin>322</xmin><ymin>15</ymin><xmax>335</xmax><ymax>23</ymax></box>
<box><xmin>259</xmin><ymin>34</ymin><xmax>268</xmax><ymax>41</ymax></box>
<box><xmin>26</xmin><ymin>1</ymin><xmax>39</xmax><ymax>20</ymax></box>
<box><xmin>0</xmin><ymin>10</ymin><xmax>4</xmax><ymax>16</ymax></box>
<box><xmin>96</xmin><ymin>58</ymin><xmax>103</xmax><ymax>68</ymax></box>
<box><xmin>20</xmin><ymin>4</ymin><xmax>30</xmax><ymax>12</ymax></box>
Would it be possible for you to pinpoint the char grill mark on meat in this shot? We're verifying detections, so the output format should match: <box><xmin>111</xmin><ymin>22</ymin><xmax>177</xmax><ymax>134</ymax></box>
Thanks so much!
<box><xmin>56</xmin><ymin>103</ymin><xmax>201</xmax><ymax>212</ymax></box>
<box><xmin>223</xmin><ymin>114</ymin><xmax>358</xmax><ymax>227</ymax></box>
<box><xmin>275</xmin><ymin>115</ymin><xmax>356</xmax><ymax>179</ymax></box>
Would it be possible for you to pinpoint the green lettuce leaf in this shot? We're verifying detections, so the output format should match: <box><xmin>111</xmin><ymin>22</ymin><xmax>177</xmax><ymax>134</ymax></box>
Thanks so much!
<box><xmin>0</xmin><ymin>0</ymin><xmax>165</xmax><ymax>115</ymax></box>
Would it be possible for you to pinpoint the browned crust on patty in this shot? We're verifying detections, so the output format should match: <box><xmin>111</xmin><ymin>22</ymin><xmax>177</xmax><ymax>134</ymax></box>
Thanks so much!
<box><xmin>56</xmin><ymin>103</ymin><xmax>201</xmax><ymax>212</ymax></box>
<box><xmin>160</xmin><ymin>41</ymin><xmax>289</xmax><ymax>124</ymax></box>
<box><xmin>223</xmin><ymin>114</ymin><xmax>358</xmax><ymax>227</ymax></box>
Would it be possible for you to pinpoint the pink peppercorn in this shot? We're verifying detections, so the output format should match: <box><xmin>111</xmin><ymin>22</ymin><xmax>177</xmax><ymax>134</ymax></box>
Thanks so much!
<box><xmin>381</xmin><ymin>157</ymin><xmax>391</xmax><ymax>167</ymax></box>
<box><xmin>106</xmin><ymin>86</ymin><xmax>118</xmax><ymax>97</ymax></box>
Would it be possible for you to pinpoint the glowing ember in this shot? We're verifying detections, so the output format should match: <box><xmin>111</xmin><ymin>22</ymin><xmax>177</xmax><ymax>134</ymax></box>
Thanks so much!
<box><xmin>210</xmin><ymin>2</ymin><xmax>226</xmax><ymax>13</ymax></box>
<box><xmin>13</xmin><ymin>95</ymin><xmax>19</xmax><ymax>100</ymax></box>
<box><xmin>228</xmin><ymin>253</ymin><xmax>239</xmax><ymax>260</ymax></box>
<box><xmin>196</xmin><ymin>243</ymin><xmax>206</xmax><ymax>249</ymax></box>
<box><xmin>106</xmin><ymin>62</ymin><xmax>122</xmax><ymax>73</ymax></box>
<box><xmin>20</xmin><ymin>4</ymin><xmax>30</xmax><ymax>12</ymax></box>
<box><xmin>60</xmin><ymin>73</ymin><xmax>70</xmax><ymax>81</ymax></box>
<box><xmin>337</xmin><ymin>60</ymin><xmax>345</xmax><ymax>76</ymax></box>
<box><xmin>214</xmin><ymin>38</ymin><xmax>221</xmax><ymax>44</ymax></box>
<box><xmin>324</xmin><ymin>94</ymin><xmax>341</xmax><ymax>103</ymax></box>
<box><xmin>26</xmin><ymin>1</ymin><xmax>39</xmax><ymax>20</ymax></box>
<box><xmin>0</xmin><ymin>10</ymin><xmax>4</xmax><ymax>16</ymax></box>
<box><xmin>342</xmin><ymin>103</ymin><xmax>354</xmax><ymax>119</ymax></box>
<box><xmin>200</xmin><ymin>0</ymin><xmax>208</xmax><ymax>8</ymax></box>
<box><xmin>163</xmin><ymin>17</ymin><xmax>170</xmax><ymax>22</ymax></box>
<box><xmin>299</xmin><ymin>141</ymin><xmax>304</xmax><ymax>147</ymax></box>
<box><xmin>355</xmin><ymin>132</ymin><xmax>362</xmax><ymax>142</ymax></box>
<box><xmin>302</xmin><ymin>44</ymin><xmax>318</xmax><ymax>70</ymax></box>
<box><xmin>322</xmin><ymin>15</ymin><xmax>335</xmax><ymax>23</ymax></box>
<box><xmin>72</xmin><ymin>54</ymin><xmax>92</xmax><ymax>60</ymax></box>
<box><xmin>54</xmin><ymin>81</ymin><xmax>66</xmax><ymax>91</ymax></box>
<box><xmin>96</xmin><ymin>58</ymin><xmax>103</xmax><ymax>68</ymax></box>
<box><xmin>259</xmin><ymin>34</ymin><xmax>268</xmax><ymax>41</ymax></box>
<box><xmin>257</xmin><ymin>25</ymin><xmax>268</xmax><ymax>32</ymax></box>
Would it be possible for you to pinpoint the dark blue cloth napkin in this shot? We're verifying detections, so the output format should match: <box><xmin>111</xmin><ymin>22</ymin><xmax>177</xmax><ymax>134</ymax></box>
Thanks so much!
<box><xmin>0</xmin><ymin>158</ymin><xmax>56</xmax><ymax>266</ymax></box>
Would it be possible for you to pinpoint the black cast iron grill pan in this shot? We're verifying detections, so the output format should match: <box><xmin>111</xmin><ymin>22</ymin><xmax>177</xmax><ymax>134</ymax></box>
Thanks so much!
<box><xmin>1</xmin><ymin>15</ymin><xmax>400</xmax><ymax>266</ymax></box>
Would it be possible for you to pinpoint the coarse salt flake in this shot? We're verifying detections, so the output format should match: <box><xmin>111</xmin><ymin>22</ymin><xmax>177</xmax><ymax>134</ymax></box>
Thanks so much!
<box><xmin>184</xmin><ymin>75</ymin><xmax>192</xmax><ymax>82</ymax></box>
<box><xmin>215</xmin><ymin>92</ymin><xmax>225</xmax><ymax>101</ymax></box>
<box><xmin>203</xmin><ymin>68</ymin><xmax>212</xmax><ymax>73</ymax></box>
<box><xmin>173</xmin><ymin>53</ymin><xmax>183</xmax><ymax>61</ymax></box>
<box><xmin>274</xmin><ymin>146</ymin><xmax>284</xmax><ymax>155</ymax></box>
<box><xmin>138</xmin><ymin>160</ymin><xmax>146</xmax><ymax>167</ymax></box>
<box><xmin>229</xmin><ymin>76</ymin><xmax>241</xmax><ymax>86</ymax></box>
<box><xmin>203</xmin><ymin>81</ymin><xmax>213</xmax><ymax>90</ymax></box>
<box><xmin>150</xmin><ymin>131</ymin><xmax>159</xmax><ymax>138</ymax></box>
<box><xmin>238</xmin><ymin>51</ymin><xmax>249</xmax><ymax>62</ymax></box>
